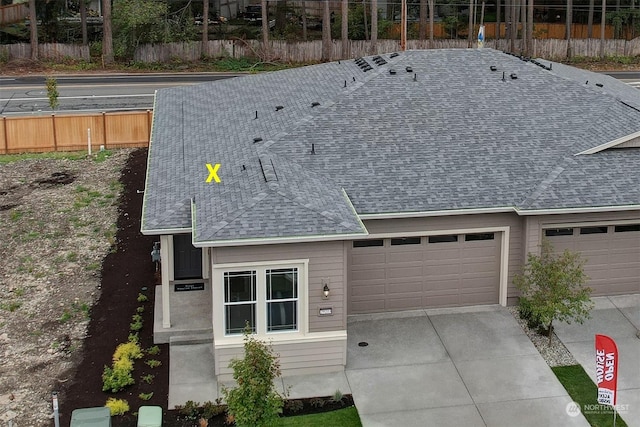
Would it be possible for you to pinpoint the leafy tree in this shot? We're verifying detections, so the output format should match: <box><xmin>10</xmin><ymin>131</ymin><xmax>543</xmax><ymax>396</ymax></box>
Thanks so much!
<box><xmin>46</xmin><ymin>77</ymin><xmax>59</xmax><ymax>110</ymax></box>
<box><xmin>514</xmin><ymin>239</ymin><xmax>594</xmax><ymax>345</ymax></box>
<box><xmin>222</xmin><ymin>327</ymin><xmax>284</xmax><ymax>427</ymax></box>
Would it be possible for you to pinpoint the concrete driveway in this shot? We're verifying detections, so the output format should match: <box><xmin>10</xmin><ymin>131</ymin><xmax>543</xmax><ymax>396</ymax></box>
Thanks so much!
<box><xmin>554</xmin><ymin>295</ymin><xmax>640</xmax><ymax>427</ymax></box>
<box><xmin>346</xmin><ymin>306</ymin><xmax>590</xmax><ymax>427</ymax></box>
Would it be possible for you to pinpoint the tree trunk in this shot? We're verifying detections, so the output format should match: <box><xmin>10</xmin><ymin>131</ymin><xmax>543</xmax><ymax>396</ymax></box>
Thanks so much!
<box><xmin>496</xmin><ymin>0</ymin><xmax>501</xmax><ymax>40</ymax></box>
<box><xmin>301</xmin><ymin>0</ymin><xmax>307</xmax><ymax>41</ymax></box>
<box><xmin>588</xmin><ymin>0</ymin><xmax>594</xmax><ymax>38</ymax></box>
<box><xmin>505</xmin><ymin>0</ymin><xmax>511</xmax><ymax>44</ymax></box>
<box><xmin>419</xmin><ymin>0</ymin><xmax>427</xmax><ymax>41</ymax></box>
<box><xmin>80</xmin><ymin>0</ymin><xmax>88</xmax><ymax>45</ymax></box>
<box><xmin>371</xmin><ymin>0</ymin><xmax>377</xmax><ymax>53</ymax></box>
<box><xmin>261</xmin><ymin>0</ymin><xmax>269</xmax><ymax>52</ymax></box>
<box><xmin>322</xmin><ymin>0</ymin><xmax>331</xmax><ymax>62</ymax></box>
<box><xmin>428</xmin><ymin>0</ymin><xmax>434</xmax><ymax>44</ymax></box>
<box><xmin>509</xmin><ymin>0</ymin><xmax>517</xmax><ymax>52</ymax></box>
<box><xmin>521</xmin><ymin>0</ymin><xmax>527</xmax><ymax>54</ymax></box>
<box><xmin>566</xmin><ymin>0</ymin><xmax>572</xmax><ymax>58</ymax></box>
<box><xmin>102</xmin><ymin>0</ymin><xmax>113</xmax><ymax>64</ymax></box>
<box><xmin>468</xmin><ymin>0</ymin><xmax>474</xmax><ymax>47</ymax></box>
<box><xmin>342</xmin><ymin>0</ymin><xmax>349</xmax><ymax>58</ymax></box>
<box><xmin>527</xmin><ymin>0</ymin><xmax>533</xmax><ymax>56</ymax></box>
<box><xmin>547</xmin><ymin>321</ymin><xmax>553</xmax><ymax>346</ymax></box>
<box><xmin>600</xmin><ymin>0</ymin><xmax>606</xmax><ymax>58</ymax></box>
<box><xmin>363</xmin><ymin>0</ymin><xmax>368</xmax><ymax>41</ymax></box>
<box><xmin>29</xmin><ymin>0</ymin><xmax>37</xmax><ymax>60</ymax></box>
<box><xmin>202</xmin><ymin>0</ymin><xmax>209</xmax><ymax>52</ymax></box>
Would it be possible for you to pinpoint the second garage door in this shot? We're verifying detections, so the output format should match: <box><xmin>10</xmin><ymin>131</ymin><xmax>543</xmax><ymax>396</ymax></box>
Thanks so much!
<box><xmin>348</xmin><ymin>232</ymin><xmax>501</xmax><ymax>314</ymax></box>
<box><xmin>544</xmin><ymin>223</ymin><xmax>640</xmax><ymax>296</ymax></box>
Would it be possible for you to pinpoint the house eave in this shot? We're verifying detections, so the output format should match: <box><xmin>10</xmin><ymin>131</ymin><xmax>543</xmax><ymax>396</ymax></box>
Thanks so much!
<box><xmin>575</xmin><ymin>129</ymin><xmax>640</xmax><ymax>155</ymax></box>
<box><xmin>515</xmin><ymin>205</ymin><xmax>640</xmax><ymax>216</ymax></box>
<box><xmin>193</xmin><ymin>232</ymin><xmax>370</xmax><ymax>248</ymax></box>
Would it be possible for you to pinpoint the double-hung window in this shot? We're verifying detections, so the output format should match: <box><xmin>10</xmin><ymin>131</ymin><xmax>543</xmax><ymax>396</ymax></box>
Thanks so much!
<box><xmin>223</xmin><ymin>271</ymin><xmax>257</xmax><ymax>335</ymax></box>
<box><xmin>218</xmin><ymin>262</ymin><xmax>303</xmax><ymax>337</ymax></box>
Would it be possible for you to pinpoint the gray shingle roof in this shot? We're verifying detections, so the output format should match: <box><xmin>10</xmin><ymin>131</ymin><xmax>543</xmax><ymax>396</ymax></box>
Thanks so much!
<box><xmin>142</xmin><ymin>48</ymin><xmax>640</xmax><ymax>244</ymax></box>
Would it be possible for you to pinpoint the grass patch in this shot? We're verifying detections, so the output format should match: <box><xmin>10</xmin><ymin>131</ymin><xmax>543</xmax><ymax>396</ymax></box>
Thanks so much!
<box><xmin>552</xmin><ymin>365</ymin><xmax>628</xmax><ymax>427</ymax></box>
<box><xmin>0</xmin><ymin>151</ymin><xmax>88</xmax><ymax>164</ymax></box>
<box><xmin>277</xmin><ymin>406</ymin><xmax>361</xmax><ymax>427</ymax></box>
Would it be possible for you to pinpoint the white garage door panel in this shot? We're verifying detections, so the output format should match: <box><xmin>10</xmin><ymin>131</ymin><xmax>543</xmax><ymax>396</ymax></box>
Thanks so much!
<box><xmin>348</xmin><ymin>234</ymin><xmax>501</xmax><ymax>313</ymax></box>
<box><xmin>546</xmin><ymin>226</ymin><xmax>640</xmax><ymax>296</ymax></box>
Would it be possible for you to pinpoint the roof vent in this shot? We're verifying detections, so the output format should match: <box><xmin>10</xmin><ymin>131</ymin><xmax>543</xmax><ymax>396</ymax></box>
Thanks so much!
<box><xmin>253</xmin><ymin>137</ymin><xmax>262</xmax><ymax>143</ymax></box>
<box><xmin>413</xmin><ymin>73</ymin><xmax>417</xmax><ymax>81</ymax></box>
<box><xmin>596</xmin><ymin>83</ymin><xmax>604</xmax><ymax>87</ymax></box>
<box><xmin>585</xmin><ymin>80</ymin><xmax>589</xmax><ymax>84</ymax></box>
<box><xmin>254</xmin><ymin>110</ymin><xmax>258</xmax><ymax>119</ymax></box>
<box><xmin>311</xmin><ymin>102</ymin><xmax>320</xmax><ymax>107</ymax></box>
<box><xmin>502</xmin><ymin>71</ymin><xmax>506</xmax><ymax>82</ymax></box>
<box><xmin>275</xmin><ymin>105</ymin><xmax>284</xmax><ymax>111</ymax></box>
<box><xmin>389</xmin><ymin>69</ymin><xmax>396</xmax><ymax>75</ymax></box>
<box><xmin>354</xmin><ymin>57</ymin><xmax>373</xmax><ymax>72</ymax></box>
<box><xmin>490</xmin><ymin>65</ymin><xmax>497</xmax><ymax>71</ymax></box>
<box><xmin>372</xmin><ymin>55</ymin><xmax>387</xmax><ymax>66</ymax></box>
<box><xmin>390</xmin><ymin>52</ymin><xmax>399</xmax><ymax>58</ymax></box>
<box><xmin>353</xmin><ymin>76</ymin><xmax>356</xmax><ymax>82</ymax></box>
<box><xmin>344</xmin><ymin>80</ymin><xmax>347</xmax><ymax>87</ymax></box>
<box><xmin>311</xmin><ymin>143</ymin><xmax>316</xmax><ymax>155</ymax></box>
<box><xmin>406</xmin><ymin>66</ymin><xmax>413</xmax><ymax>72</ymax></box>
<box><xmin>510</xmin><ymin>73</ymin><xmax>518</xmax><ymax>79</ymax></box>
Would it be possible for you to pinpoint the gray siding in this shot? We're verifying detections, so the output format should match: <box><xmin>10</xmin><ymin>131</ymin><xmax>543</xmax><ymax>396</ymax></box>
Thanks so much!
<box><xmin>212</xmin><ymin>241</ymin><xmax>347</xmax><ymax>332</ymax></box>
<box><xmin>214</xmin><ymin>338</ymin><xmax>347</xmax><ymax>379</ymax></box>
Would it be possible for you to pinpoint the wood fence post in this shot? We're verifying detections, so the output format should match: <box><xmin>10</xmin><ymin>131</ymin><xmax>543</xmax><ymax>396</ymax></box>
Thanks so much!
<box><xmin>102</xmin><ymin>112</ymin><xmax>107</xmax><ymax>149</ymax></box>
<box><xmin>1</xmin><ymin>117</ymin><xmax>7</xmax><ymax>154</ymax></box>
<box><xmin>146</xmin><ymin>110</ymin><xmax>151</xmax><ymax>147</ymax></box>
<box><xmin>51</xmin><ymin>114</ymin><xmax>58</xmax><ymax>152</ymax></box>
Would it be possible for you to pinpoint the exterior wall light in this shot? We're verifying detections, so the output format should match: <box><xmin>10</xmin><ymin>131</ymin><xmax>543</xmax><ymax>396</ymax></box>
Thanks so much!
<box><xmin>323</xmin><ymin>284</ymin><xmax>330</xmax><ymax>299</ymax></box>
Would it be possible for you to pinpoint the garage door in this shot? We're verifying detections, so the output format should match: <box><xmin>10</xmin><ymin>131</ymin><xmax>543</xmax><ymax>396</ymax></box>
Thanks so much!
<box><xmin>348</xmin><ymin>232</ymin><xmax>501</xmax><ymax>314</ymax></box>
<box><xmin>544</xmin><ymin>224</ymin><xmax>640</xmax><ymax>296</ymax></box>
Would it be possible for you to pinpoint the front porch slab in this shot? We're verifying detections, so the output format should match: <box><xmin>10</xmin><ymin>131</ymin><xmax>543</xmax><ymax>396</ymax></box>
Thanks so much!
<box><xmin>154</xmin><ymin>285</ymin><xmax>213</xmax><ymax>344</ymax></box>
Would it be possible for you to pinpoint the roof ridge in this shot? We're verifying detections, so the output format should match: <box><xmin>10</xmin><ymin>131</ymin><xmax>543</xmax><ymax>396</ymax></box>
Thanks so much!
<box><xmin>518</xmin><ymin>162</ymin><xmax>569</xmax><ymax>209</ymax></box>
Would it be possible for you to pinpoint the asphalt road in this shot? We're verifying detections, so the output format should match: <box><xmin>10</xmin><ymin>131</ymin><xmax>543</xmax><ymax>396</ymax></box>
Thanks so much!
<box><xmin>0</xmin><ymin>73</ymin><xmax>240</xmax><ymax>115</ymax></box>
<box><xmin>0</xmin><ymin>70</ymin><xmax>637</xmax><ymax>116</ymax></box>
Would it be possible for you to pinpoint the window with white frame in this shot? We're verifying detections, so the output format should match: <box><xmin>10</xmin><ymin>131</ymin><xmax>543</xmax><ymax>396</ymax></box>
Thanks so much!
<box><xmin>219</xmin><ymin>263</ymin><xmax>302</xmax><ymax>337</ymax></box>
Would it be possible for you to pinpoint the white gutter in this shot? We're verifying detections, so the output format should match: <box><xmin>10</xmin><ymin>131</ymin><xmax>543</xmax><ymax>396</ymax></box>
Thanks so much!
<box><xmin>141</xmin><ymin>226</ymin><xmax>192</xmax><ymax>236</ymax></box>
<box><xmin>514</xmin><ymin>205</ymin><xmax>640</xmax><ymax>216</ymax></box>
<box><xmin>359</xmin><ymin>207</ymin><xmax>514</xmax><ymax>220</ymax></box>
<box><xmin>193</xmin><ymin>232</ymin><xmax>370</xmax><ymax>248</ymax></box>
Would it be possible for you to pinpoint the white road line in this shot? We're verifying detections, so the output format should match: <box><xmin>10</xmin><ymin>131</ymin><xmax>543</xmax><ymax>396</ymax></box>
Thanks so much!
<box><xmin>0</xmin><ymin>93</ymin><xmax>154</xmax><ymax>102</ymax></box>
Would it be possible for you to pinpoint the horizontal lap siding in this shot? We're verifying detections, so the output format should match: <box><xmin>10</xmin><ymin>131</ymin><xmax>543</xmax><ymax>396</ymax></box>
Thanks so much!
<box><xmin>212</xmin><ymin>241</ymin><xmax>346</xmax><ymax>332</ymax></box>
<box><xmin>360</xmin><ymin>213</ymin><xmax>524</xmax><ymax>306</ymax></box>
<box><xmin>214</xmin><ymin>338</ymin><xmax>347</xmax><ymax>379</ymax></box>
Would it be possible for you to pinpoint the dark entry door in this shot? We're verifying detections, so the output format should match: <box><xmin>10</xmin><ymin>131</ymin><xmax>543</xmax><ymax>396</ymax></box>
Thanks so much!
<box><xmin>173</xmin><ymin>234</ymin><xmax>202</xmax><ymax>279</ymax></box>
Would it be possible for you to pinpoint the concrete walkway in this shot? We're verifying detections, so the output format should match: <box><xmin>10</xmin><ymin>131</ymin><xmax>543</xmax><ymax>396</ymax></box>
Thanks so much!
<box><xmin>554</xmin><ymin>295</ymin><xmax>640</xmax><ymax>427</ymax></box>
<box><xmin>346</xmin><ymin>306</ymin><xmax>590</xmax><ymax>427</ymax></box>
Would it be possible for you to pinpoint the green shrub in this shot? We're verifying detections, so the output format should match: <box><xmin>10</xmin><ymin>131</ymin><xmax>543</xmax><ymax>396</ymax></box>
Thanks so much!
<box><xmin>202</xmin><ymin>399</ymin><xmax>226</xmax><ymax>418</ymax></box>
<box><xmin>176</xmin><ymin>400</ymin><xmax>201</xmax><ymax>420</ymax></box>
<box><xmin>113</xmin><ymin>341</ymin><xmax>143</xmax><ymax>361</ymax></box>
<box><xmin>146</xmin><ymin>345</ymin><xmax>161</xmax><ymax>356</ymax></box>
<box><xmin>137</xmin><ymin>293</ymin><xmax>148</xmax><ymax>302</ymax></box>
<box><xmin>141</xmin><ymin>374</ymin><xmax>155</xmax><ymax>384</ymax></box>
<box><xmin>105</xmin><ymin>398</ymin><xmax>129</xmax><ymax>416</ymax></box>
<box><xmin>128</xmin><ymin>332</ymin><xmax>139</xmax><ymax>343</ymax></box>
<box><xmin>139</xmin><ymin>392</ymin><xmax>154</xmax><ymax>401</ymax></box>
<box><xmin>222</xmin><ymin>327</ymin><xmax>284</xmax><ymax>427</ymax></box>
<box><xmin>145</xmin><ymin>359</ymin><xmax>161</xmax><ymax>368</ymax></box>
<box><xmin>130</xmin><ymin>318</ymin><xmax>143</xmax><ymax>331</ymax></box>
<box><xmin>102</xmin><ymin>365</ymin><xmax>134</xmax><ymax>392</ymax></box>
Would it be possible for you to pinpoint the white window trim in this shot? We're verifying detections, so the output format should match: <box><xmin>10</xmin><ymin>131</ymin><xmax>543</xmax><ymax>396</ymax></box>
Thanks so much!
<box><xmin>213</xmin><ymin>259</ymin><xmax>309</xmax><ymax>343</ymax></box>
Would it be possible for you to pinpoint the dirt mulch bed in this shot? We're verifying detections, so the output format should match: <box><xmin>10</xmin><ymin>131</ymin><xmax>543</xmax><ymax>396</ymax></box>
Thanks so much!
<box><xmin>58</xmin><ymin>149</ymin><xmax>355</xmax><ymax>426</ymax></box>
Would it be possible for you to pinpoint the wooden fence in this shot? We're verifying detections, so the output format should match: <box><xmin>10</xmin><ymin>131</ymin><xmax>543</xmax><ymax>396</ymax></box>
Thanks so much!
<box><xmin>0</xmin><ymin>43</ymin><xmax>90</xmax><ymax>61</ymax></box>
<box><xmin>132</xmin><ymin>37</ymin><xmax>640</xmax><ymax>63</ymax></box>
<box><xmin>0</xmin><ymin>3</ymin><xmax>28</xmax><ymax>26</ymax></box>
<box><xmin>0</xmin><ymin>111</ymin><xmax>152</xmax><ymax>154</ymax></box>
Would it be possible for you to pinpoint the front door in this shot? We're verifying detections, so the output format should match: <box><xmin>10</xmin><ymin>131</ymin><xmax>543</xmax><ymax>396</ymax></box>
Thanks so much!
<box><xmin>173</xmin><ymin>234</ymin><xmax>202</xmax><ymax>279</ymax></box>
